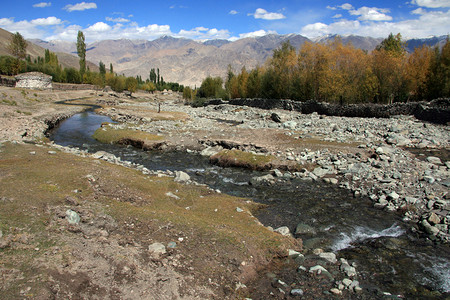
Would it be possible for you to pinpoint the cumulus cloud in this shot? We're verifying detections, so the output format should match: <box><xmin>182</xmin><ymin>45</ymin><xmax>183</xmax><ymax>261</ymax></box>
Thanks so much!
<box><xmin>33</xmin><ymin>2</ymin><xmax>51</xmax><ymax>8</ymax></box>
<box><xmin>229</xmin><ymin>10</ymin><xmax>238</xmax><ymax>15</ymax></box>
<box><xmin>177</xmin><ymin>27</ymin><xmax>230</xmax><ymax>40</ymax></box>
<box><xmin>349</xmin><ymin>6</ymin><xmax>392</xmax><ymax>21</ymax></box>
<box><xmin>249</xmin><ymin>8</ymin><xmax>286</xmax><ymax>20</ymax></box>
<box><xmin>237</xmin><ymin>29</ymin><xmax>277</xmax><ymax>39</ymax></box>
<box><xmin>340</xmin><ymin>3</ymin><xmax>354</xmax><ymax>10</ymax></box>
<box><xmin>301</xmin><ymin>9</ymin><xmax>450</xmax><ymax>38</ymax></box>
<box><xmin>332</xmin><ymin>14</ymin><xmax>343</xmax><ymax>18</ymax></box>
<box><xmin>411</xmin><ymin>0</ymin><xmax>450</xmax><ymax>8</ymax></box>
<box><xmin>31</xmin><ymin>17</ymin><xmax>62</xmax><ymax>26</ymax></box>
<box><xmin>106</xmin><ymin>17</ymin><xmax>130</xmax><ymax>23</ymax></box>
<box><xmin>64</xmin><ymin>2</ymin><xmax>97</xmax><ymax>12</ymax></box>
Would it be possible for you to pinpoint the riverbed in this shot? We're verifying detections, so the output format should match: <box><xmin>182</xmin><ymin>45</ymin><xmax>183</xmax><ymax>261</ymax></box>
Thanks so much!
<box><xmin>50</xmin><ymin>110</ymin><xmax>450</xmax><ymax>299</ymax></box>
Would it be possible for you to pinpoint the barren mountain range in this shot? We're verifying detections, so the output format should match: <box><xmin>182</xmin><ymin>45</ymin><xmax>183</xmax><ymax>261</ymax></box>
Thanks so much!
<box><xmin>1</xmin><ymin>26</ymin><xmax>446</xmax><ymax>87</ymax></box>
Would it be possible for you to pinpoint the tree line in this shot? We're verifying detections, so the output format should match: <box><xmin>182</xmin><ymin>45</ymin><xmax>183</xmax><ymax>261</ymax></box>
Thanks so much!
<box><xmin>0</xmin><ymin>31</ymin><xmax>184</xmax><ymax>95</ymax></box>
<box><xmin>193</xmin><ymin>33</ymin><xmax>449</xmax><ymax>104</ymax></box>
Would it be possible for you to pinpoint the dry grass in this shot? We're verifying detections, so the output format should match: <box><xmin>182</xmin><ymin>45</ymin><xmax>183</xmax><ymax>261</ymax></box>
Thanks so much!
<box><xmin>0</xmin><ymin>142</ymin><xmax>296</xmax><ymax>298</ymax></box>
<box><xmin>92</xmin><ymin>124</ymin><xmax>164</xmax><ymax>144</ymax></box>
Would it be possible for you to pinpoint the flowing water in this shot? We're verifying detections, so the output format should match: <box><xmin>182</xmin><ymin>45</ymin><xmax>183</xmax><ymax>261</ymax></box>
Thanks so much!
<box><xmin>50</xmin><ymin>110</ymin><xmax>450</xmax><ymax>298</ymax></box>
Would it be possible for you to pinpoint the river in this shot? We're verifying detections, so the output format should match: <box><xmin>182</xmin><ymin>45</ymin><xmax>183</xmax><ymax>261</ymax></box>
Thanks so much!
<box><xmin>50</xmin><ymin>110</ymin><xmax>450</xmax><ymax>299</ymax></box>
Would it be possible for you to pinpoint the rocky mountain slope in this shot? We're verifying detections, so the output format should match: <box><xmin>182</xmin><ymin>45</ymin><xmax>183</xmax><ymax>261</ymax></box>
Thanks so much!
<box><xmin>0</xmin><ymin>28</ymin><xmax>98</xmax><ymax>72</ymax></box>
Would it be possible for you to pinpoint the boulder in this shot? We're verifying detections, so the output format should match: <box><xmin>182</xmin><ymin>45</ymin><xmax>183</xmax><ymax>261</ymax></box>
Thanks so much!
<box><xmin>174</xmin><ymin>171</ymin><xmax>190</xmax><ymax>183</ymax></box>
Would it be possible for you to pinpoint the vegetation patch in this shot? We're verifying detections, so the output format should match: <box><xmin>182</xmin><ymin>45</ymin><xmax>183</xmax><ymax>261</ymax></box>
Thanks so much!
<box><xmin>210</xmin><ymin>149</ymin><xmax>276</xmax><ymax>170</ymax></box>
<box><xmin>92</xmin><ymin>125</ymin><xmax>165</xmax><ymax>149</ymax></box>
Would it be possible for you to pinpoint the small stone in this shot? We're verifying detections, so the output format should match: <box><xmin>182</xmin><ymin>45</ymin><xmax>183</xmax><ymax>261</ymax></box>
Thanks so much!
<box><xmin>319</xmin><ymin>252</ymin><xmax>337</xmax><ymax>264</ymax></box>
<box><xmin>423</xmin><ymin>176</ymin><xmax>435</xmax><ymax>184</ymax></box>
<box><xmin>174</xmin><ymin>171</ymin><xmax>190</xmax><ymax>183</ymax></box>
<box><xmin>428</xmin><ymin>212</ymin><xmax>440</xmax><ymax>225</ymax></box>
<box><xmin>342</xmin><ymin>278</ymin><xmax>352</xmax><ymax>287</ymax></box>
<box><xmin>65</xmin><ymin>209</ymin><xmax>80</xmax><ymax>225</ymax></box>
<box><xmin>290</xmin><ymin>289</ymin><xmax>304</xmax><ymax>296</ymax></box>
<box><xmin>272</xmin><ymin>169</ymin><xmax>283</xmax><ymax>177</ymax></box>
<box><xmin>330</xmin><ymin>288</ymin><xmax>342</xmax><ymax>295</ymax></box>
<box><xmin>236</xmin><ymin>207</ymin><xmax>244</xmax><ymax>213</ymax></box>
<box><xmin>274</xmin><ymin>226</ymin><xmax>291</xmax><ymax>236</ymax></box>
<box><xmin>29</xmin><ymin>151</ymin><xmax>36</xmax><ymax>155</ymax></box>
<box><xmin>288</xmin><ymin>249</ymin><xmax>302</xmax><ymax>258</ymax></box>
<box><xmin>48</xmin><ymin>151</ymin><xmax>57</xmax><ymax>155</ymax></box>
<box><xmin>148</xmin><ymin>242</ymin><xmax>166</xmax><ymax>257</ymax></box>
<box><xmin>295</xmin><ymin>223</ymin><xmax>316</xmax><ymax>235</ymax></box>
<box><xmin>167</xmin><ymin>242</ymin><xmax>177</xmax><ymax>248</ymax></box>
<box><xmin>427</xmin><ymin>156</ymin><xmax>442</xmax><ymax>165</ymax></box>
<box><xmin>387</xmin><ymin>191</ymin><xmax>400</xmax><ymax>201</ymax></box>
<box><xmin>309</xmin><ymin>265</ymin><xmax>328</xmax><ymax>274</ymax></box>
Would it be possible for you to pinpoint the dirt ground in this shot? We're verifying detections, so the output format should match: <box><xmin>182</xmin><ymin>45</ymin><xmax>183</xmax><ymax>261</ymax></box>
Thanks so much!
<box><xmin>1</xmin><ymin>87</ymin><xmax>304</xmax><ymax>299</ymax></box>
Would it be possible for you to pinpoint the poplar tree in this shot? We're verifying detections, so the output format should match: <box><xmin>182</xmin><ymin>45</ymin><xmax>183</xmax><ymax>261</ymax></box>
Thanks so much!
<box><xmin>77</xmin><ymin>31</ymin><xmax>86</xmax><ymax>79</ymax></box>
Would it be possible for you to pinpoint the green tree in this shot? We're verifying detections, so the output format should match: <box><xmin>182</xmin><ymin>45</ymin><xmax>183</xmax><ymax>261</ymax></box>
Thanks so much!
<box><xmin>99</xmin><ymin>61</ymin><xmax>106</xmax><ymax>79</ymax></box>
<box><xmin>109</xmin><ymin>63</ymin><xmax>114</xmax><ymax>74</ymax></box>
<box><xmin>9</xmin><ymin>32</ymin><xmax>27</xmax><ymax>60</ymax></box>
<box><xmin>8</xmin><ymin>32</ymin><xmax>27</xmax><ymax>75</ymax></box>
<box><xmin>125</xmin><ymin>76</ymin><xmax>138</xmax><ymax>95</ymax></box>
<box><xmin>149</xmin><ymin>68</ymin><xmax>156</xmax><ymax>83</ymax></box>
<box><xmin>198</xmin><ymin>76</ymin><xmax>224</xmax><ymax>98</ymax></box>
<box><xmin>77</xmin><ymin>31</ymin><xmax>86</xmax><ymax>79</ymax></box>
<box><xmin>376</xmin><ymin>33</ymin><xmax>406</xmax><ymax>56</ymax></box>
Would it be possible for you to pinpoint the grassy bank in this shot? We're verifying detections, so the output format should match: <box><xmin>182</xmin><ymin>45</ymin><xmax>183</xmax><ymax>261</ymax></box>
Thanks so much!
<box><xmin>0</xmin><ymin>142</ymin><xmax>297</xmax><ymax>298</ymax></box>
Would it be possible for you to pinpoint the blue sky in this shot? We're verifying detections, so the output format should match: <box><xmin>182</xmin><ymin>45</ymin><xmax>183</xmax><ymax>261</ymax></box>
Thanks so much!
<box><xmin>1</xmin><ymin>0</ymin><xmax>449</xmax><ymax>42</ymax></box>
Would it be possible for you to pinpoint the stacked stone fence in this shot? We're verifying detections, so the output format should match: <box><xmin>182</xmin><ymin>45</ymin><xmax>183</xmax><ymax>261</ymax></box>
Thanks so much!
<box><xmin>206</xmin><ymin>98</ymin><xmax>450</xmax><ymax>125</ymax></box>
<box><xmin>0</xmin><ymin>75</ymin><xmax>17</xmax><ymax>87</ymax></box>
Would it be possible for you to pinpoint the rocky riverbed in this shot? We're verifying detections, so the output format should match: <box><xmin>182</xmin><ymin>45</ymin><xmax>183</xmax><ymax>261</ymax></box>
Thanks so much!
<box><xmin>98</xmin><ymin>95</ymin><xmax>450</xmax><ymax>244</ymax></box>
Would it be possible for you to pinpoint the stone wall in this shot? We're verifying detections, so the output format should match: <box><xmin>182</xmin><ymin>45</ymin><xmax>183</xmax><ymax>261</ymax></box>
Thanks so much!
<box><xmin>206</xmin><ymin>98</ymin><xmax>450</xmax><ymax>125</ymax></box>
<box><xmin>52</xmin><ymin>83</ymin><xmax>98</xmax><ymax>91</ymax></box>
<box><xmin>0</xmin><ymin>75</ymin><xmax>16</xmax><ymax>87</ymax></box>
<box><xmin>15</xmin><ymin>72</ymin><xmax>52</xmax><ymax>89</ymax></box>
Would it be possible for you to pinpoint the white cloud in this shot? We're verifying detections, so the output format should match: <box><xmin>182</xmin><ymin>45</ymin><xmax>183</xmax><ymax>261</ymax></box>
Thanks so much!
<box><xmin>249</xmin><ymin>8</ymin><xmax>286</xmax><ymax>20</ymax></box>
<box><xmin>332</xmin><ymin>14</ymin><xmax>343</xmax><ymax>18</ymax></box>
<box><xmin>301</xmin><ymin>9</ymin><xmax>450</xmax><ymax>38</ymax></box>
<box><xmin>63</xmin><ymin>2</ymin><xmax>97</xmax><ymax>12</ymax></box>
<box><xmin>349</xmin><ymin>7</ymin><xmax>392</xmax><ymax>21</ymax></box>
<box><xmin>326</xmin><ymin>5</ymin><xmax>337</xmax><ymax>10</ymax></box>
<box><xmin>229</xmin><ymin>10</ymin><xmax>238</xmax><ymax>15</ymax></box>
<box><xmin>33</xmin><ymin>2</ymin><xmax>51</xmax><ymax>8</ymax></box>
<box><xmin>86</xmin><ymin>22</ymin><xmax>110</xmax><ymax>32</ymax></box>
<box><xmin>177</xmin><ymin>27</ymin><xmax>230</xmax><ymax>40</ymax></box>
<box><xmin>411</xmin><ymin>0</ymin><xmax>450</xmax><ymax>8</ymax></box>
<box><xmin>106</xmin><ymin>17</ymin><xmax>130</xmax><ymax>23</ymax></box>
<box><xmin>412</xmin><ymin>8</ymin><xmax>427</xmax><ymax>14</ymax></box>
<box><xmin>238</xmin><ymin>29</ymin><xmax>277</xmax><ymax>39</ymax></box>
<box><xmin>340</xmin><ymin>3</ymin><xmax>354</xmax><ymax>10</ymax></box>
<box><xmin>31</xmin><ymin>17</ymin><xmax>62</xmax><ymax>26</ymax></box>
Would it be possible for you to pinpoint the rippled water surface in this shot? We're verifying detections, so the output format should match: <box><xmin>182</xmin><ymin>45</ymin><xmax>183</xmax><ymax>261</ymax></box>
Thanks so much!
<box><xmin>50</xmin><ymin>111</ymin><xmax>450</xmax><ymax>297</ymax></box>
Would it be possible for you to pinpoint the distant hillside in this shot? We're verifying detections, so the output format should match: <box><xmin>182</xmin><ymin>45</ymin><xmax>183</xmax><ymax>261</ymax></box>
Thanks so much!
<box><xmin>27</xmin><ymin>32</ymin><xmax>447</xmax><ymax>87</ymax></box>
<box><xmin>0</xmin><ymin>28</ymin><xmax>98</xmax><ymax>72</ymax></box>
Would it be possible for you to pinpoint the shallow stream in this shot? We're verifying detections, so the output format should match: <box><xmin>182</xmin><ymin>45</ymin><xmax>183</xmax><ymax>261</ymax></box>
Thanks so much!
<box><xmin>50</xmin><ymin>110</ymin><xmax>450</xmax><ymax>298</ymax></box>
